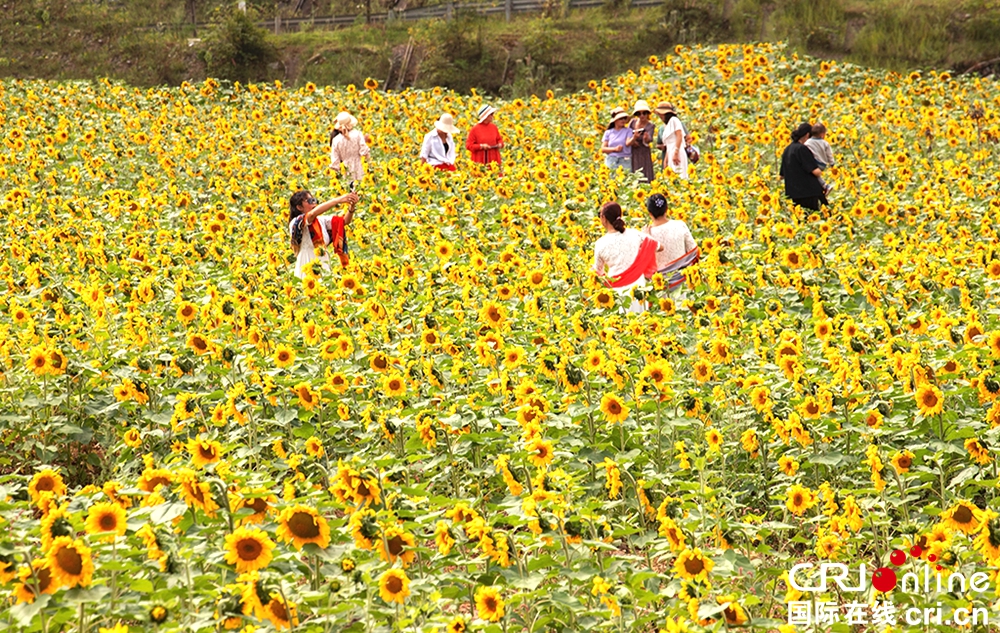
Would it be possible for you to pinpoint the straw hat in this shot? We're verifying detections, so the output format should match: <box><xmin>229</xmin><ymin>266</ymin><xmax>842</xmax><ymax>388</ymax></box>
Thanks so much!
<box><xmin>477</xmin><ymin>104</ymin><xmax>497</xmax><ymax>123</ymax></box>
<box><xmin>334</xmin><ymin>111</ymin><xmax>358</xmax><ymax>132</ymax></box>
<box><xmin>654</xmin><ymin>102</ymin><xmax>676</xmax><ymax>115</ymax></box>
<box><xmin>435</xmin><ymin>113</ymin><xmax>460</xmax><ymax>135</ymax></box>
<box><xmin>632</xmin><ymin>100</ymin><xmax>652</xmax><ymax>115</ymax></box>
<box><xmin>609</xmin><ymin>108</ymin><xmax>629</xmax><ymax>123</ymax></box>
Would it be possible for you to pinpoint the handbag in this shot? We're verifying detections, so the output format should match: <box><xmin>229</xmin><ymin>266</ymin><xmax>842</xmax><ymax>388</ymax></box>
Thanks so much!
<box><xmin>685</xmin><ymin>144</ymin><xmax>700</xmax><ymax>164</ymax></box>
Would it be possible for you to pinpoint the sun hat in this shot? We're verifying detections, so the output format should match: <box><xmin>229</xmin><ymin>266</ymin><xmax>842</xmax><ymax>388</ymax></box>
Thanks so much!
<box><xmin>334</xmin><ymin>111</ymin><xmax>358</xmax><ymax>132</ymax></box>
<box><xmin>632</xmin><ymin>100</ymin><xmax>652</xmax><ymax>115</ymax></box>
<box><xmin>609</xmin><ymin>108</ymin><xmax>629</xmax><ymax>123</ymax></box>
<box><xmin>654</xmin><ymin>102</ymin><xmax>676</xmax><ymax>115</ymax></box>
<box><xmin>477</xmin><ymin>104</ymin><xmax>497</xmax><ymax>123</ymax></box>
<box><xmin>435</xmin><ymin>113</ymin><xmax>461</xmax><ymax>135</ymax></box>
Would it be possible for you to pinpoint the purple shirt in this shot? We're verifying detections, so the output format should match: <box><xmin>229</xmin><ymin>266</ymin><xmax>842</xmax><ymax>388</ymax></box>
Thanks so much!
<box><xmin>603</xmin><ymin>127</ymin><xmax>633</xmax><ymax>158</ymax></box>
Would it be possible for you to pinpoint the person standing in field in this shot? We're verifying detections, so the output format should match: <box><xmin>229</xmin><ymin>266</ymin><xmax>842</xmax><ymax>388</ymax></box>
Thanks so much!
<box><xmin>656</xmin><ymin>102</ymin><xmax>688</xmax><ymax>180</ymax></box>
<box><xmin>420</xmin><ymin>113</ymin><xmax>461</xmax><ymax>171</ymax></box>
<box><xmin>601</xmin><ymin>108</ymin><xmax>633</xmax><ymax>172</ymax></box>
<box><xmin>779</xmin><ymin>122</ymin><xmax>825</xmax><ymax>211</ymax></box>
<box><xmin>329</xmin><ymin>111</ymin><xmax>370</xmax><ymax>184</ymax></box>
<box><xmin>627</xmin><ymin>100</ymin><xmax>656</xmax><ymax>183</ymax></box>
<box><xmin>466</xmin><ymin>104</ymin><xmax>503</xmax><ymax>166</ymax></box>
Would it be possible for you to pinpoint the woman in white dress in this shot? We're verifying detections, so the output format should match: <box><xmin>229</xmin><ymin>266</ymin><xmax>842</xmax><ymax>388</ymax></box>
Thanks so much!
<box><xmin>288</xmin><ymin>189</ymin><xmax>359</xmax><ymax>279</ymax></box>
<box><xmin>329</xmin><ymin>111</ymin><xmax>370</xmax><ymax>183</ymax></box>
<box><xmin>593</xmin><ymin>202</ymin><xmax>659</xmax><ymax>313</ymax></box>
<box><xmin>655</xmin><ymin>102</ymin><xmax>688</xmax><ymax>180</ymax></box>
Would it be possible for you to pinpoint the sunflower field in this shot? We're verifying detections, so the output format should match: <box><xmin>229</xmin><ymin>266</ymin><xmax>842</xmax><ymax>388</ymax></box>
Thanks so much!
<box><xmin>1</xmin><ymin>41</ymin><xmax>1000</xmax><ymax>633</ymax></box>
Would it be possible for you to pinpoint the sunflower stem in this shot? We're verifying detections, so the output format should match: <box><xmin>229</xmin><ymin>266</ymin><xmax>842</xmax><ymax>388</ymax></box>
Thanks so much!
<box><xmin>109</xmin><ymin>538</ymin><xmax>118</xmax><ymax>615</ymax></box>
<box><xmin>78</xmin><ymin>600</ymin><xmax>86</xmax><ymax>633</ymax></box>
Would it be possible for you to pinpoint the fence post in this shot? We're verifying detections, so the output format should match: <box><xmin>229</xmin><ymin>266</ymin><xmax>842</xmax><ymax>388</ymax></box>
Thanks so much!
<box><xmin>505</xmin><ymin>0</ymin><xmax>512</xmax><ymax>21</ymax></box>
<box><xmin>446</xmin><ymin>0</ymin><xmax>453</xmax><ymax>19</ymax></box>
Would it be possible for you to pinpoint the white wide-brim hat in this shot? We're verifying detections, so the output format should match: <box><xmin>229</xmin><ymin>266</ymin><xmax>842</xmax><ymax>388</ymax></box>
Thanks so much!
<box><xmin>477</xmin><ymin>104</ymin><xmax>497</xmax><ymax>123</ymax></box>
<box><xmin>435</xmin><ymin>113</ymin><xmax>461</xmax><ymax>135</ymax></box>
<box><xmin>632</xmin><ymin>100</ymin><xmax>652</xmax><ymax>115</ymax></box>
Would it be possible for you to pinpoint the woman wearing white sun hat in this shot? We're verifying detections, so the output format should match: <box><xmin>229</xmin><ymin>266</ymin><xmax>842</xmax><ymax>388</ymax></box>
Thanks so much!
<box><xmin>420</xmin><ymin>113</ymin><xmax>461</xmax><ymax>171</ymax></box>
<box><xmin>329</xmin><ymin>111</ymin><xmax>370</xmax><ymax>183</ymax></box>
<box><xmin>465</xmin><ymin>104</ymin><xmax>503</xmax><ymax>166</ymax></box>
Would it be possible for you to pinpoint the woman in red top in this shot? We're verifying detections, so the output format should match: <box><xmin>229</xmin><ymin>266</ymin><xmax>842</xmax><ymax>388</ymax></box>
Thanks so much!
<box><xmin>466</xmin><ymin>105</ymin><xmax>503</xmax><ymax>165</ymax></box>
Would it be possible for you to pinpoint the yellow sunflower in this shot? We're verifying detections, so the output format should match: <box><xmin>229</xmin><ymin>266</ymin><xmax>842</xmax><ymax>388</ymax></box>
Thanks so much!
<box><xmin>382</xmin><ymin>373</ymin><xmax>407</xmax><ymax>398</ymax></box>
<box><xmin>28</xmin><ymin>468</ymin><xmax>67</xmax><ymax>505</ymax></box>
<box><xmin>474</xmin><ymin>585</ymin><xmax>505</xmax><ymax>622</ymax></box>
<box><xmin>940</xmin><ymin>501</ymin><xmax>984</xmax><ymax>535</ymax></box>
<box><xmin>276</xmin><ymin>505</ymin><xmax>331</xmax><ymax>550</ymax></box>
<box><xmin>786</xmin><ymin>484</ymin><xmax>816</xmax><ymax>516</ymax></box>
<box><xmin>599</xmin><ymin>393</ymin><xmax>630</xmax><ymax>424</ymax></box>
<box><xmin>379</xmin><ymin>568</ymin><xmax>411</xmax><ymax>604</ymax></box>
<box><xmin>188</xmin><ymin>437</ymin><xmax>223</xmax><ymax>467</ymax></box>
<box><xmin>263</xmin><ymin>594</ymin><xmax>298</xmax><ymax>630</ymax></box>
<box><xmin>84</xmin><ymin>501</ymin><xmax>128</xmax><ymax>541</ymax></box>
<box><xmin>673</xmin><ymin>548</ymin><xmax>714</xmax><ymax>582</ymax></box>
<box><xmin>273</xmin><ymin>344</ymin><xmax>296</xmax><ymax>368</ymax></box>
<box><xmin>46</xmin><ymin>536</ymin><xmax>94</xmax><ymax>589</ymax></box>
<box><xmin>915</xmin><ymin>383</ymin><xmax>944</xmax><ymax>416</ymax></box>
<box><xmin>224</xmin><ymin>526</ymin><xmax>276</xmax><ymax>573</ymax></box>
<box><xmin>525</xmin><ymin>437</ymin><xmax>554</xmax><ymax>468</ymax></box>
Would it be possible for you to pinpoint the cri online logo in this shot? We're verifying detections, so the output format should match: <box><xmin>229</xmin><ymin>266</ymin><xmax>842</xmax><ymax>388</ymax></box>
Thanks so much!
<box><xmin>789</xmin><ymin>546</ymin><xmax>992</xmax><ymax>594</ymax></box>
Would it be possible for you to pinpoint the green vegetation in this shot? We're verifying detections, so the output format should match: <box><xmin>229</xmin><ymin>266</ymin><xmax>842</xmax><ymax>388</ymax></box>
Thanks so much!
<box><xmin>1</xmin><ymin>0</ymin><xmax>998</xmax><ymax>92</ymax></box>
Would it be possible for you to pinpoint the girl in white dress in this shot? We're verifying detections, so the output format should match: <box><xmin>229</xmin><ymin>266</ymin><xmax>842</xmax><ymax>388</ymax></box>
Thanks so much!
<box><xmin>656</xmin><ymin>103</ymin><xmax>689</xmax><ymax>180</ymax></box>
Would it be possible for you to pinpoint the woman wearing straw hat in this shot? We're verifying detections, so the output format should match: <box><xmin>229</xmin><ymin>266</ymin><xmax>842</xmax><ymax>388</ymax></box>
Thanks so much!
<box><xmin>329</xmin><ymin>111</ymin><xmax>371</xmax><ymax>183</ymax></box>
<box><xmin>601</xmin><ymin>108</ymin><xmax>633</xmax><ymax>172</ymax></box>
<box><xmin>465</xmin><ymin>104</ymin><xmax>503</xmax><ymax>166</ymax></box>
<box><xmin>420</xmin><ymin>113</ymin><xmax>461</xmax><ymax>171</ymax></box>
<box><xmin>654</xmin><ymin>102</ymin><xmax>688</xmax><ymax>180</ymax></box>
<box><xmin>627</xmin><ymin>100</ymin><xmax>656</xmax><ymax>182</ymax></box>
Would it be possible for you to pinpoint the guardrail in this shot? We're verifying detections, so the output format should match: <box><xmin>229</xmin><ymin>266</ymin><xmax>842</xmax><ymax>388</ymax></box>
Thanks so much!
<box><xmin>254</xmin><ymin>0</ymin><xmax>664</xmax><ymax>31</ymax></box>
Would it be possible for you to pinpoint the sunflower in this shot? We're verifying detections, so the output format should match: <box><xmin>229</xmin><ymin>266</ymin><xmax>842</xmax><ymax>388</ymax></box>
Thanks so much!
<box><xmin>123</xmin><ymin>428</ymin><xmax>142</xmax><ymax>448</ymax></box>
<box><xmin>658</xmin><ymin>516</ymin><xmax>686</xmax><ymax>551</ymax></box>
<box><xmin>13</xmin><ymin>560</ymin><xmax>56</xmax><ymax>603</ymax></box>
<box><xmin>188</xmin><ymin>437</ymin><xmax>223</xmax><ymax>467</ymax></box>
<box><xmin>28</xmin><ymin>346</ymin><xmax>49</xmax><ymax>375</ymax></box>
<box><xmin>785</xmin><ymin>484</ymin><xmax>816</xmax><ymax>516</ymax></box>
<box><xmin>673</xmin><ymin>548</ymin><xmax>714</xmax><ymax>582</ymax></box>
<box><xmin>474</xmin><ymin>586</ymin><xmax>505</xmax><ymax>622</ymax></box>
<box><xmin>276</xmin><ymin>505</ymin><xmax>331</xmax><ymax>550</ymax></box>
<box><xmin>915</xmin><ymin>383</ymin><xmax>944</xmax><ymax>416</ymax></box>
<box><xmin>138</xmin><ymin>467</ymin><xmax>173</xmax><ymax>493</ymax></box>
<box><xmin>705</xmin><ymin>429</ymin><xmax>723</xmax><ymax>453</ymax></box>
<box><xmin>719</xmin><ymin>595</ymin><xmax>749</xmax><ymax>626</ymax></box>
<box><xmin>224</xmin><ymin>526</ymin><xmax>276</xmax><ymax>573</ymax></box>
<box><xmin>446</xmin><ymin>616</ymin><xmax>468</xmax><ymax>633</ymax></box>
<box><xmin>376</xmin><ymin>526</ymin><xmax>417</xmax><ymax>567</ymax></box>
<box><xmin>186</xmin><ymin>333</ymin><xmax>210</xmax><ymax>355</ymax></box>
<box><xmin>176</xmin><ymin>301</ymin><xmax>198</xmax><ymax>324</ymax></box>
<box><xmin>479</xmin><ymin>301</ymin><xmax>506</xmax><ymax>329</ymax></box>
<box><xmin>273</xmin><ymin>344</ymin><xmax>295</xmax><ymax>368</ymax></box>
<box><xmin>593</xmin><ymin>289</ymin><xmax>615</xmax><ymax>309</ymax></box>
<box><xmin>304</xmin><ymin>436</ymin><xmax>325</xmax><ymax>458</ymax></box>
<box><xmin>99</xmin><ymin>623</ymin><xmax>129</xmax><ymax>633</ymax></box>
<box><xmin>85</xmin><ymin>501</ymin><xmax>128</xmax><ymax>541</ymax></box>
<box><xmin>940</xmin><ymin>501</ymin><xmax>983</xmax><ymax>535</ymax></box>
<box><xmin>263</xmin><ymin>595</ymin><xmax>298</xmax><ymax>630</ymax></box>
<box><xmin>294</xmin><ymin>382</ymin><xmax>320</xmax><ymax>410</ymax></box>
<box><xmin>379</xmin><ymin>568</ymin><xmax>411</xmax><ymax>604</ymax></box>
<box><xmin>47</xmin><ymin>536</ymin><xmax>94</xmax><ymax>589</ymax></box>
<box><xmin>600</xmin><ymin>393</ymin><xmax>630</xmax><ymax>424</ymax></box>
<box><xmin>525</xmin><ymin>437</ymin><xmax>554</xmax><ymax>468</ymax></box>
<box><xmin>974</xmin><ymin>514</ymin><xmax>1000</xmax><ymax>564</ymax></box>
<box><xmin>692</xmin><ymin>359</ymin><xmax>714</xmax><ymax>383</ymax></box>
<box><xmin>28</xmin><ymin>468</ymin><xmax>67</xmax><ymax>505</ymax></box>
<box><xmin>382</xmin><ymin>373</ymin><xmax>407</xmax><ymax>398</ymax></box>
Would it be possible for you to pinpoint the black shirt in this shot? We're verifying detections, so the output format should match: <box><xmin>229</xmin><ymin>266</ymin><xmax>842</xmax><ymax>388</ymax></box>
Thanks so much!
<box><xmin>780</xmin><ymin>142</ymin><xmax>823</xmax><ymax>199</ymax></box>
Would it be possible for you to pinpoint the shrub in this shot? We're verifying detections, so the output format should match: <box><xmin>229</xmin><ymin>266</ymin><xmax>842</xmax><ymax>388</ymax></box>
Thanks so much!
<box><xmin>202</xmin><ymin>9</ymin><xmax>277</xmax><ymax>82</ymax></box>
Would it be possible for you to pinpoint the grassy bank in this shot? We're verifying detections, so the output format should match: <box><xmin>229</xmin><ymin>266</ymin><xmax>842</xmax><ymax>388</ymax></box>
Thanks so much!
<box><xmin>1</xmin><ymin>0</ymin><xmax>998</xmax><ymax>93</ymax></box>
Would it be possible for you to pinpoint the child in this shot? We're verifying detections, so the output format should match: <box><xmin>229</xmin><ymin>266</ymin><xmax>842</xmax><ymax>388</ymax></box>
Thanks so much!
<box><xmin>805</xmin><ymin>123</ymin><xmax>835</xmax><ymax>195</ymax></box>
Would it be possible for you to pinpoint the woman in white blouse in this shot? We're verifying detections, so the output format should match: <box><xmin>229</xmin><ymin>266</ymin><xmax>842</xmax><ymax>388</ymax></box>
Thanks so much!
<box><xmin>329</xmin><ymin>111</ymin><xmax>370</xmax><ymax>183</ymax></box>
<box><xmin>593</xmin><ymin>202</ymin><xmax>659</xmax><ymax>313</ymax></box>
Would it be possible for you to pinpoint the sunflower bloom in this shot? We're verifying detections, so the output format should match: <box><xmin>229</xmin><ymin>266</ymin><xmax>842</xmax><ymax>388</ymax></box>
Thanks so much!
<box><xmin>475</xmin><ymin>585</ymin><xmax>505</xmax><ymax>622</ymax></box>
<box><xmin>224</xmin><ymin>526</ymin><xmax>276</xmax><ymax>573</ymax></box>
<box><xmin>379</xmin><ymin>568</ymin><xmax>411</xmax><ymax>604</ymax></box>
<box><xmin>276</xmin><ymin>505</ymin><xmax>331</xmax><ymax>550</ymax></box>
<box><xmin>46</xmin><ymin>536</ymin><xmax>94</xmax><ymax>589</ymax></box>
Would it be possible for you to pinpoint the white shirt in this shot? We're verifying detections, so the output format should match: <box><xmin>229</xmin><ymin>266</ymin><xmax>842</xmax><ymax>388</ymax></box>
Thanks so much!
<box><xmin>593</xmin><ymin>228</ymin><xmax>646</xmax><ymax>277</ymax></box>
<box><xmin>420</xmin><ymin>130</ymin><xmax>456</xmax><ymax>166</ymax></box>
<box><xmin>330</xmin><ymin>129</ymin><xmax>370</xmax><ymax>182</ymax></box>
<box><xmin>645</xmin><ymin>220</ymin><xmax>696</xmax><ymax>270</ymax></box>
